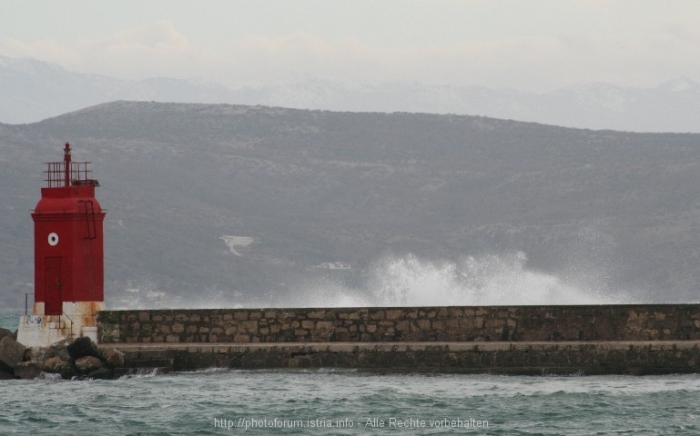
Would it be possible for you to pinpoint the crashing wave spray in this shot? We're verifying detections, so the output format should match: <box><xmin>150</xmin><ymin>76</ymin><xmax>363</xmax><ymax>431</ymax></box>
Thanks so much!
<box><xmin>280</xmin><ymin>251</ymin><xmax>629</xmax><ymax>308</ymax></box>
<box><xmin>110</xmin><ymin>251</ymin><xmax>630</xmax><ymax>309</ymax></box>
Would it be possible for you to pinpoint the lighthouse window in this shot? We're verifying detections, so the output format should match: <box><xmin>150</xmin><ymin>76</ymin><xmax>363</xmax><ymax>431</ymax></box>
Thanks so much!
<box><xmin>48</xmin><ymin>232</ymin><xmax>59</xmax><ymax>246</ymax></box>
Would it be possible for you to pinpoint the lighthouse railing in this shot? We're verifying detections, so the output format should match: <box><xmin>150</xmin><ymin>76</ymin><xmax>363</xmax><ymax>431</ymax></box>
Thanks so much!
<box><xmin>24</xmin><ymin>292</ymin><xmax>34</xmax><ymax>316</ymax></box>
<box><xmin>60</xmin><ymin>312</ymin><xmax>75</xmax><ymax>339</ymax></box>
<box><xmin>43</xmin><ymin>161</ymin><xmax>95</xmax><ymax>188</ymax></box>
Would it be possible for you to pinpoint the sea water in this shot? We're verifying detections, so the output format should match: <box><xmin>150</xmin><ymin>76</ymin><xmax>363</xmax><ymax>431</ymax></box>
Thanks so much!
<box><xmin>3</xmin><ymin>307</ymin><xmax>699</xmax><ymax>435</ymax></box>
<box><xmin>0</xmin><ymin>250</ymin><xmax>695</xmax><ymax>435</ymax></box>
<box><xmin>1</xmin><ymin>369</ymin><xmax>699</xmax><ymax>435</ymax></box>
<box><xmin>0</xmin><ymin>313</ymin><xmax>17</xmax><ymax>332</ymax></box>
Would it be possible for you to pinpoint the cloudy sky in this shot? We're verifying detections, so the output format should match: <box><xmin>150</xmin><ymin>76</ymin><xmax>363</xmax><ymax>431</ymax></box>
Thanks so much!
<box><xmin>2</xmin><ymin>0</ymin><xmax>699</xmax><ymax>91</ymax></box>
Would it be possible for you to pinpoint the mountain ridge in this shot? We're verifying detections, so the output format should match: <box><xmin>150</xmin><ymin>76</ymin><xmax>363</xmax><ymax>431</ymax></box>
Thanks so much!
<box><xmin>2</xmin><ymin>101</ymin><xmax>700</xmax><ymax>309</ymax></box>
<box><xmin>2</xmin><ymin>56</ymin><xmax>699</xmax><ymax>132</ymax></box>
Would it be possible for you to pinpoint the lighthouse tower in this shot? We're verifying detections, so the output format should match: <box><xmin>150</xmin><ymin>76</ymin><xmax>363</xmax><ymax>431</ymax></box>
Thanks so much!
<box><xmin>17</xmin><ymin>143</ymin><xmax>106</xmax><ymax>346</ymax></box>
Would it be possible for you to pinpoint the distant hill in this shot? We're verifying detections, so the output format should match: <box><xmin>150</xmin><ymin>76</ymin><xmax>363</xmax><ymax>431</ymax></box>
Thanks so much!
<box><xmin>2</xmin><ymin>56</ymin><xmax>700</xmax><ymax>132</ymax></box>
<box><xmin>1</xmin><ymin>101</ymin><xmax>700</xmax><ymax>309</ymax></box>
<box><xmin>0</xmin><ymin>56</ymin><xmax>239</xmax><ymax>125</ymax></box>
<box><xmin>234</xmin><ymin>78</ymin><xmax>700</xmax><ymax>133</ymax></box>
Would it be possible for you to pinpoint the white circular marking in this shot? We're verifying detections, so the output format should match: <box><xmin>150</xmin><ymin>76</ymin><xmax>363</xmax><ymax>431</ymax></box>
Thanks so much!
<box><xmin>48</xmin><ymin>232</ymin><xmax>59</xmax><ymax>246</ymax></box>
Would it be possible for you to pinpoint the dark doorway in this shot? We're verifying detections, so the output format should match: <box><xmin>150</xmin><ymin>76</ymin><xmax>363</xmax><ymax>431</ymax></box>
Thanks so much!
<box><xmin>45</xmin><ymin>257</ymin><xmax>62</xmax><ymax>315</ymax></box>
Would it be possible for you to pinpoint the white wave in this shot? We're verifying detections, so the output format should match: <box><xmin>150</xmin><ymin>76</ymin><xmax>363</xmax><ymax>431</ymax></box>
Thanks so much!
<box><xmin>118</xmin><ymin>368</ymin><xmax>162</xmax><ymax>379</ymax></box>
<box><xmin>37</xmin><ymin>372</ymin><xmax>64</xmax><ymax>381</ymax></box>
<box><xmin>280</xmin><ymin>251</ymin><xmax>629</xmax><ymax>307</ymax></box>
<box><xmin>110</xmin><ymin>251</ymin><xmax>631</xmax><ymax>309</ymax></box>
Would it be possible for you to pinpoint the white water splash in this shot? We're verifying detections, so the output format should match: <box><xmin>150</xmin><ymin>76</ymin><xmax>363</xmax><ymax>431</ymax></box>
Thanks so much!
<box><xmin>110</xmin><ymin>251</ymin><xmax>631</xmax><ymax>309</ymax></box>
<box><xmin>278</xmin><ymin>251</ymin><xmax>629</xmax><ymax>308</ymax></box>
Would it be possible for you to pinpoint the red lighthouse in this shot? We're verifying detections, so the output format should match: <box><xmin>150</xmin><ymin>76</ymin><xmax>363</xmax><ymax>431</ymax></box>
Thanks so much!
<box><xmin>18</xmin><ymin>143</ymin><xmax>106</xmax><ymax>346</ymax></box>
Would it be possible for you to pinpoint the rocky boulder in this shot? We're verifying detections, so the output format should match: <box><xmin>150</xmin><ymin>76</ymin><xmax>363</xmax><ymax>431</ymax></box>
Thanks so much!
<box><xmin>0</xmin><ymin>336</ymin><xmax>26</xmax><ymax>374</ymax></box>
<box><xmin>14</xmin><ymin>361</ymin><xmax>42</xmax><ymax>380</ymax></box>
<box><xmin>0</xmin><ymin>328</ymin><xmax>12</xmax><ymax>341</ymax></box>
<box><xmin>0</xmin><ymin>361</ymin><xmax>12</xmax><ymax>376</ymax></box>
<box><xmin>99</xmin><ymin>348</ymin><xmax>125</xmax><ymax>369</ymax></box>
<box><xmin>67</xmin><ymin>337</ymin><xmax>99</xmax><ymax>360</ymax></box>
<box><xmin>49</xmin><ymin>339</ymin><xmax>73</xmax><ymax>362</ymax></box>
<box><xmin>87</xmin><ymin>367</ymin><xmax>114</xmax><ymax>380</ymax></box>
<box><xmin>25</xmin><ymin>346</ymin><xmax>52</xmax><ymax>368</ymax></box>
<box><xmin>75</xmin><ymin>356</ymin><xmax>104</xmax><ymax>375</ymax></box>
<box><xmin>42</xmin><ymin>356</ymin><xmax>76</xmax><ymax>379</ymax></box>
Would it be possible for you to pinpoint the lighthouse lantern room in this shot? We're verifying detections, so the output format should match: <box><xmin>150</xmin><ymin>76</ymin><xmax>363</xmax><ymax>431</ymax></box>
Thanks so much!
<box><xmin>18</xmin><ymin>143</ymin><xmax>106</xmax><ymax>347</ymax></box>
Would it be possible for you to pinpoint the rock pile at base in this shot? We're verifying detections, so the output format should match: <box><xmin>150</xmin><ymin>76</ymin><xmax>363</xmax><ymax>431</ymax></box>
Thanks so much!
<box><xmin>0</xmin><ymin>336</ymin><xmax>124</xmax><ymax>380</ymax></box>
<box><xmin>0</xmin><ymin>328</ymin><xmax>14</xmax><ymax>341</ymax></box>
<box><xmin>0</xmin><ymin>336</ymin><xmax>26</xmax><ymax>378</ymax></box>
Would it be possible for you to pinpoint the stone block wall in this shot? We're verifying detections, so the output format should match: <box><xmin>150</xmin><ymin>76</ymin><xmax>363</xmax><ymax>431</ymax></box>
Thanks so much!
<box><xmin>115</xmin><ymin>342</ymin><xmax>700</xmax><ymax>375</ymax></box>
<box><xmin>98</xmin><ymin>305</ymin><xmax>700</xmax><ymax>344</ymax></box>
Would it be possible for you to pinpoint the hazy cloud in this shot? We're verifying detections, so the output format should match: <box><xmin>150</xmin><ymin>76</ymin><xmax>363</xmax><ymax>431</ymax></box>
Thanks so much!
<box><xmin>1</xmin><ymin>19</ymin><xmax>699</xmax><ymax>91</ymax></box>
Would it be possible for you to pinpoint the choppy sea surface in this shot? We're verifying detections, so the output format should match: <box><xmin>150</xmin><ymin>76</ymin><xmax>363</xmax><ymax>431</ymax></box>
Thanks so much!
<box><xmin>0</xmin><ymin>310</ymin><xmax>699</xmax><ymax>436</ymax></box>
<box><xmin>1</xmin><ymin>369</ymin><xmax>699</xmax><ymax>435</ymax></box>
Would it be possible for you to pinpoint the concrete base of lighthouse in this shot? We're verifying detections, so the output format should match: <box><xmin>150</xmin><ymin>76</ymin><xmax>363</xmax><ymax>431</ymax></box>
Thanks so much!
<box><xmin>17</xmin><ymin>301</ymin><xmax>104</xmax><ymax>347</ymax></box>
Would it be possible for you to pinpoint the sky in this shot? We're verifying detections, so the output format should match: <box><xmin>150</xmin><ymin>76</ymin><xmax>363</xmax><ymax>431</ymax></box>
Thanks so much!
<box><xmin>1</xmin><ymin>0</ymin><xmax>700</xmax><ymax>92</ymax></box>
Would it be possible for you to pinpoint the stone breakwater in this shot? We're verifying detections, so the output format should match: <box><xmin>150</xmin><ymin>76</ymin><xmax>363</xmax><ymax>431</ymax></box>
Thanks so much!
<box><xmin>112</xmin><ymin>341</ymin><xmax>700</xmax><ymax>376</ymax></box>
<box><xmin>98</xmin><ymin>305</ymin><xmax>700</xmax><ymax>344</ymax></box>
<box><xmin>95</xmin><ymin>305</ymin><xmax>700</xmax><ymax>375</ymax></box>
<box><xmin>4</xmin><ymin>305</ymin><xmax>700</xmax><ymax>377</ymax></box>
